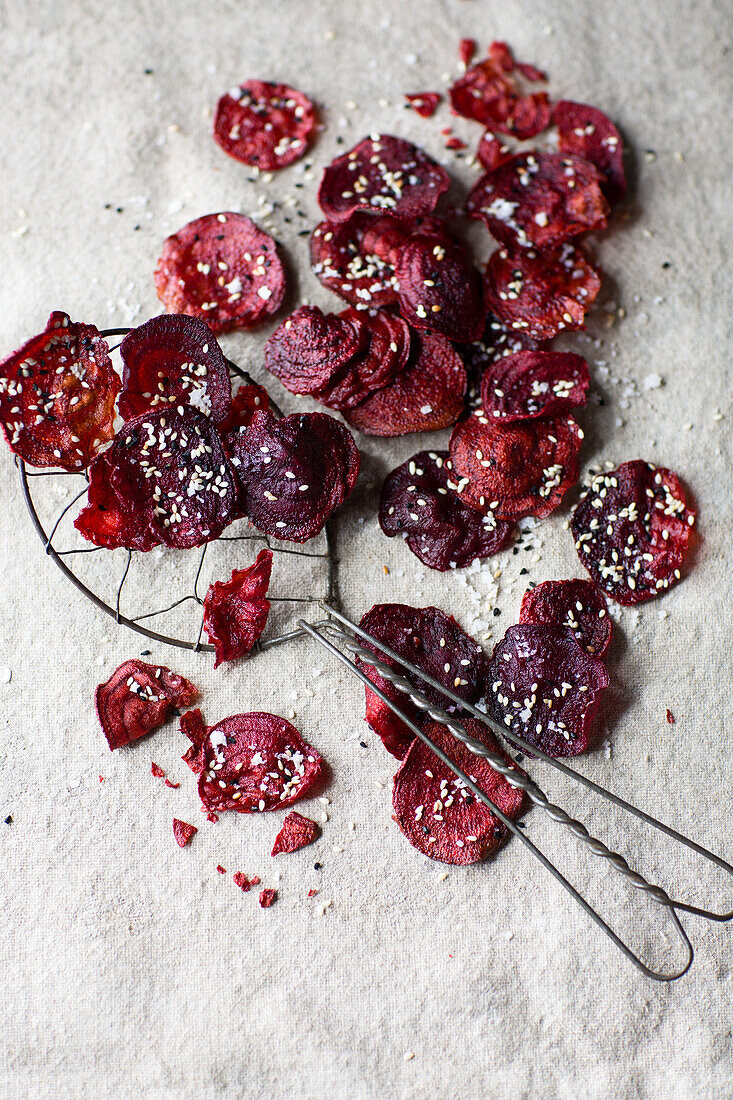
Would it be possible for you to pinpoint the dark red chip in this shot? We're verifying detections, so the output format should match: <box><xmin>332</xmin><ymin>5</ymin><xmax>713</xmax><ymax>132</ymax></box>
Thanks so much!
<box><xmin>154</xmin><ymin>213</ymin><xmax>285</xmax><ymax>334</ymax></box>
<box><xmin>449</xmin><ymin>410</ymin><xmax>583</xmax><ymax>520</ymax></box>
<box><xmin>218</xmin><ymin>377</ymin><xmax>271</xmax><ymax>436</ymax></box>
<box><xmin>570</xmin><ymin>461</ymin><xmax>696</xmax><ymax>605</ymax></box>
<box><xmin>95</xmin><ymin>660</ymin><xmax>197</xmax><ymax>751</ymax></box>
<box><xmin>198</xmin><ymin>712</ymin><xmax>324</xmax><ymax>813</ymax></box>
<box><xmin>394</xmin><ymin>235</ymin><xmax>484</xmax><ymax>343</ymax></box>
<box><xmin>487</xmin><ymin>623</ymin><xmax>609</xmax><ymax>756</ymax></box>
<box><xmin>467</xmin><ymin>153</ymin><xmax>609</xmax><ymax>250</ymax></box>
<box><xmin>213</xmin><ymin>80</ymin><xmax>317</xmax><ymax>170</ymax></box>
<box><xmin>264</xmin><ymin>306</ymin><xmax>363</xmax><ymax>395</ymax></box>
<box><xmin>379</xmin><ymin>449</ymin><xmax>514</xmax><ymax>571</ymax></box>
<box><xmin>203</xmin><ymin>548</ymin><xmax>273</xmax><ymax>668</ymax></box>
<box><xmin>0</xmin><ymin>312</ymin><xmax>119</xmax><ymax>471</ymax></box>
<box><xmin>310</xmin><ymin>215</ymin><xmax>399</xmax><ymax>308</ymax></box>
<box><xmin>405</xmin><ymin>92</ymin><xmax>441</xmax><ymax>118</ymax></box>
<box><xmin>519</xmin><ymin>579</ymin><xmax>612</xmax><ymax>656</ymax></box>
<box><xmin>344</xmin><ymin>331</ymin><xmax>466</xmax><ymax>437</ymax></box>
<box><xmin>317</xmin><ymin>134</ymin><xmax>449</xmax><ymax>223</ymax></box>
<box><xmin>228</xmin><ymin>410</ymin><xmax>359</xmax><ymax>542</ymax></box>
<box><xmin>180</xmin><ymin>708</ymin><xmax>207</xmax><ymax>774</ymax></box>
<box><xmin>554</xmin><ymin>100</ymin><xmax>626</xmax><ymax>204</ymax></box>
<box><xmin>173</xmin><ymin>819</ymin><xmax>197</xmax><ymax>847</ymax></box>
<box><xmin>476</xmin><ymin>131</ymin><xmax>513</xmax><ymax>172</ymax></box>
<box><xmin>259</xmin><ymin>888</ymin><xmax>277</xmax><ymax>908</ymax></box>
<box><xmin>392</xmin><ymin>717</ymin><xmax>527</xmax><ymax>864</ymax></box>
<box><xmin>358</xmin><ymin>603</ymin><xmax>488</xmax><ymax>759</ymax></box>
<box><xmin>119</xmin><ymin>315</ymin><xmax>231</xmax><ymax>424</ymax></box>
<box><xmin>460</xmin><ymin>313</ymin><xmax>540</xmax><ymax>395</ymax></box>
<box><xmin>314</xmin><ymin>309</ymin><xmax>411</xmax><ymax>410</ymax></box>
<box><xmin>480</xmin><ymin>350</ymin><xmax>590</xmax><ymax>422</ymax></box>
<box><xmin>271</xmin><ymin>811</ymin><xmax>321</xmax><ymax>855</ymax></box>
<box><xmin>484</xmin><ymin>243</ymin><xmax>602</xmax><ymax>341</ymax></box>
<box><xmin>449</xmin><ymin>42</ymin><xmax>551</xmax><ymax>140</ymax></box>
<box><xmin>361</xmin><ymin>213</ymin><xmax>453</xmax><ymax>265</ymax></box>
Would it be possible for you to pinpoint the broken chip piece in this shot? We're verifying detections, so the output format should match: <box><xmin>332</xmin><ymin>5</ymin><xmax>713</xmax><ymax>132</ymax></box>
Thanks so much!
<box><xmin>96</xmin><ymin>660</ymin><xmax>197</xmax><ymax>751</ymax></box>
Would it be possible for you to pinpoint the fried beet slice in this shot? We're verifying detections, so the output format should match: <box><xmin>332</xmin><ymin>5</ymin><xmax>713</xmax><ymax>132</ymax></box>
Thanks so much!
<box><xmin>392</xmin><ymin>717</ymin><xmax>527</xmax><ymax>864</ymax></box>
<box><xmin>263</xmin><ymin>306</ymin><xmax>363</xmax><ymax>395</ymax></box>
<box><xmin>180</xmin><ymin>708</ymin><xmax>207</xmax><ymax>773</ymax></box>
<box><xmin>317</xmin><ymin>134</ymin><xmax>449</xmax><ymax>223</ymax></box>
<box><xmin>119</xmin><ymin>315</ymin><xmax>231</xmax><ymax>423</ymax></box>
<box><xmin>570</xmin><ymin>461</ymin><xmax>696</xmax><ymax>605</ymax></box>
<box><xmin>379</xmin><ymin>449</ymin><xmax>514</xmax><ymax>571</ymax></box>
<box><xmin>213</xmin><ymin>80</ymin><xmax>317</xmax><ymax>170</ymax></box>
<box><xmin>484</xmin><ymin>243</ymin><xmax>602</xmax><ymax>340</ymax></box>
<box><xmin>0</xmin><ymin>312</ymin><xmax>119</xmax><ymax>470</ymax></box>
<box><xmin>218</xmin><ymin>378</ymin><xmax>270</xmax><ymax>436</ymax></box>
<box><xmin>449</xmin><ymin>411</ymin><xmax>583</xmax><ymax>520</ymax></box>
<box><xmin>449</xmin><ymin>42</ymin><xmax>551</xmax><ymax>140</ymax></box>
<box><xmin>554</xmin><ymin>100</ymin><xmax>626</xmax><ymax>204</ymax></box>
<box><xmin>480</xmin><ymin>350</ymin><xmax>589</xmax><ymax>423</ymax></box>
<box><xmin>228</xmin><ymin>410</ymin><xmax>359</xmax><ymax>542</ymax></box>
<box><xmin>173</xmin><ymin>819</ymin><xmax>197</xmax><ymax>847</ymax></box>
<box><xmin>519</xmin><ymin>579</ymin><xmax>612</xmax><ymax>656</ymax></box>
<box><xmin>313</xmin><ymin>309</ymin><xmax>411</xmax><ymax>410</ymax></box>
<box><xmin>310</xmin><ymin>215</ymin><xmax>399</xmax><ymax>308</ymax></box>
<box><xmin>96</xmin><ymin>660</ymin><xmax>197</xmax><ymax>751</ymax></box>
<box><xmin>361</xmin><ymin>213</ymin><xmax>453</xmax><ymax>265</ymax></box>
<box><xmin>358</xmin><ymin>604</ymin><xmax>487</xmax><ymax>759</ymax></box>
<box><xmin>467</xmin><ymin>153</ymin><xmax>609</xmax><ymax>250</ymax></box>
<box><xmin>405</xmin><ymin>92</ymin><xmax>441</xmax><ymax>118</ymax></box>
<box><xmin>203</xmin><ymin>548</ymin><xmax>273</xmax><ymax>667</ymax></box>
<box><xmin>460</xmin><ymin>313</ymin><xmax>540</xmax><ymax>395</ymax></box>
<box><xmin>476</xmin><ymin>132</ymin><xmax>513</xmax><ymax>172</ymax></box>
<box><xmin>394</xmin><ymin>235</ymin><xmax>484</xmax><ymax>343</ymax></box>
<box><xmin>154</xmin><ymin>212</ymin><xmax>285</xmax><ymax>334</ymax></box>
<box><xmin>198</xmin><ymin>712</ymin><xmax>324</xmax><ymax>813</ymax></box>
<box><xmin>344</xmin><ymin>332</ymin><xmax>466</xmax><ymax>437</ymax></box>
<box><xmin>487</xmin><ymin>624</ymin><xmax>609</xmax><ymax>757</ymax></box>
<box><xmin>75</xmin><ymin>409</ymin><xmax>239</xmax><ymax>550</ymax></box>
<box><xmin>271</xmin><ymin>812</ymin><xmax>321</xmax><ymax>855</ymax></box>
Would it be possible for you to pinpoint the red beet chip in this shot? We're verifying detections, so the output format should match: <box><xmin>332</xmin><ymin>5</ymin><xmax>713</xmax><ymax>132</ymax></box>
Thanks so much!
<box><xmin>344</xmin><ymin>331</ymin><xmax>466</xmax><ymax>437</ymax></box>
<box><xmin>96</xmin><ymin>660</ymin><xmax>197</xmax><ymax>751</ymax></box>
<box><xmin>449</xmin><ymin>42</ymin><xmax>551</xmax><ymax>140</ymax></box>
<box><xmin>271</xmin><ymin>811</ymin><xmax>321</xmax><ymax>855</ymax></box>
<box><xmin>218</xmin><ymin>377</ymin><xmax>271</xmax><ymax>436</ymax></box>
<box><xmin>228</xmin><ymin>410</ymin><xmax>359</xmax><ymax>542</ymax></box>
<box><xmin>358</xmin><ymin>603</ymin><xmax>488</xmax><ymax>759</ymax></box>
<box><xmin>264</xmin><ymin>305</ymin><xmax>364</xmax><ymax>395</ymax></box>
<box><xmin>392</xmin><ymin>717</ymin><xmax>527</xmax><ymax>864</ymax></box>
<box><xmin>519</xmin><ymin>579</ymin><xmax>612</xmax><ymax>656</ymax></box>
<box><xmin>480</xmin><ymin>350</ymin><xmax>590</xmax><ymax>423</ymax></box>
<box><xmin>310</xmin><ymin>215</ymin><xmax>399</xmax><ymax>309</ymax></box>
<box><xmin>181</xmin><ymin>707</ymin><xmax>207</xmax><ymax>774</ymax></box>
<box><xmin>484</xmin><ymin>243</ymin><xmax>602</xmax><ymax>341</ymax></box>
<box><xmin>362</xmin><ymin>214</ymin><xmax>453</xmax><ymax>265</ymax></box>
<box><xmin>394</xmin><ymin>235</ymin><xmax>484</xmax><ymax>343</ymax></box>
<box><xmin>317</xmin><ymin>134</ymin><xmax>449</xmax><ymax>223</ymax></box>
<box><xmin>487</xmin><ymin>624</ymin><xmax>609</xmax><ymax>757</ymax></box>
<box><xmin>460</xmin><ymin>313</ymin><xmax>540</xmax><ymax>393</ymax></box>
<box><xmin>314</xmin><ymin>309</ymin><xmax>411</xmax><ymax>410</ymax></box>
<box><xmin>198</xmin><ymin>712</ymin><xmax>324</xmax><ymax>813</ymax></box>
<box><xmin>379</xmin><ymin>449</ymin><xmax>514</xmax><ymax>571</ymax></box>
<box><xmin>173</xmin><ymin>819</ymin><xmax>197</xmax><ymax>847</ymax></box>
<box><xmin>476</xmin><ymin>132</ymin><xmax>513</xmax><ymax>172</ymax></box>
<box><xmin>554</xmin><ymin>100</ymin><xmax>626</xmax><ymax>204</ymax></box>
<box><xmin>467</xmin><ymin>153</ymin><xmax>609</xmax><ymax>250</ymax></box>
<box><xmin>213</xmin><ymin>80</ymin><xmax>317</xmax><ymax>171</ymax></box>
<box><xmin>0</xmin><ymin>312</ymin><xmax>119</xmax><ymax>471</ymax></box>
<box><xmin>570</xmin><ymin>461</ymin><xmax>696</xmax><ymax>605</ymax></box>
<box><xmin>75</xmin><ymin>409</ymin><xmax>239</xmax><ymax>551</ymax></box>
<box><xmin>203</xmin><ymin>548</ymin><xmax>273</xmax><ymax>668</ymax></box>
<box><xmin>154</xmin><ymin>213</ymin><xmax>285</xmax><ymax>334</ymax></box>
<box><xmin>259</xmin><ymin>888</ymin><xmax>277</xmax><ymax>908</ymax></box>
<box><xmin>405</xmin><ymin>92</ymin><xmax>441</xmax><ymax>118</ymax></box>
<box><xmin>449</xmin><ymin>410</ymin><xmax>583</xmax><ymax>520</ymax></box>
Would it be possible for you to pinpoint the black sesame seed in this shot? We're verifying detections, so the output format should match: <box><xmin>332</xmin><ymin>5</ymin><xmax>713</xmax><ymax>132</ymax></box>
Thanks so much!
<box><xmin>493</xmin><ymin>608</ymin><xmax>501</xmax><ymax>617</ymax></box>
<box><xmin>4</xmin><ymin>815</ymin><xmax>12</xmax><ymax>825</ymax></box>
<box><xmin>140</xmin><ymin>649</ymin><xmax>152</xmax><ymax>656</ymax></box>
<box><xmin>313</xmin><ymin>862</ymin><xmax>322</xmax><ymax>870</ymax></box>
<box><xmin>519</xmin><ymin>567</ymin><xmax>528</xmax><ymax>575</ymax></box>
<box><xmin>359</xmin><ymin>740</ymin><xmax>368</xmax><ymax>748</ymax></box>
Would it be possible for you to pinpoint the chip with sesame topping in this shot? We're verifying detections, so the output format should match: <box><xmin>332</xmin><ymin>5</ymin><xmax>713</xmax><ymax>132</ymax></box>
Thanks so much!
<box><xmin>554</xmin><ymin>100</ymin><xmax>627</xmax><ymax>204</ymax></box>
<box><xmin>405</xmin><ymin>92</ymin><xmax>441</xmax><ymax>118</ymax></box>
<box><xmin>264</xmin><ymin>305</ymin><xmax>365</xmax><ymax>395</ymax></box>
<box><xmin>198</xmin><ymin>712</ymin><xmax>324</xmax><ymax>814</ymax></box>
<box><xmin>476</xmin><ymin>131</ymin><xmax>514</xmax><ymax>172</ymax></box>
<box><xmin>154</xmin><ymin>213</ymin><xmax>285</xmax><ymax>334</ymax></box>
<box><xmin>314</xmin><ymin>308</ymin><xmax>412</xmax><ymax>410</ymax></box>
<box><xmin>173</xmin><ymin>819</ymin><xmax>197</xmax><ymax>847</ymax></box>
<box><xmin>487</xmin><ymin>623</ymin><xmax>609</xmax><ymax>756</ymax></box>
<box><xmin>218</xmin><ymin>376</ymin><xmax>271</xmax><ymax>436</ymax></box>
<box><xmin>392</xmin><ymin>717</ymin><xmax>527</xmax><ymax>864</ymax></box>
<box><xmin>0</xmin><ymin>312</ymin><xmax>119</xmax><ymax>471</ymax></box>
<box><xmin>271</xmin><ymin>811</ymin><xmax>321</xmax><ymax>855</ymax></box>
<box><xmin>460</xmin><ymin>313</ymin><xmax>541</xmax><ymax>396</ymax></box>
<box><xmin>519</xmin><ymin>579</ymin><xmax>612</xmax><ymax>656</ymax></box>
<box><xmin>213</xmin><ymin>80</ymin><xmax>317</xmax><ymax>170</ymax></box>
<box><xmin>449</xmin><ymin>42</ymin><xmax>551</xmax><ymax>140</ymax></box>
<box><xmin>570</xmin><ymin>460</ymin><xmax>696</xmax><ymax>605</ymax></box>
<box><xmin>394</xmin><ymin>234</ymin><xmax>484</xmax><ymax>343</ymax></box>
<box><xmin>203</xmin><ymin>548</ymin><xmax>273</xmax><ymax>668</ymax></box>
<box><xmin>310</xmin><ymin>214</ymin><xmax>400</xmax><ymax>308</ymax></box>
<box><xmin>480</xmin><ymin>349</ymin><xmax>590</xmax><ymax>423</ymax></box>
<box><xmin>95</xmin><ymin>660</ymin><xmax>197</xmax><ymax>751</ymax></box>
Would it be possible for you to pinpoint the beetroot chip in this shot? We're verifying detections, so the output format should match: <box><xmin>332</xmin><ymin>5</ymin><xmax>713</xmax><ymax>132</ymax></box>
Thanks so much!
<box><xmin>405</xmin><ymin>92</ymin><xmax>441</xmax><ymax>118</ymax></box>
<box><xmin>392</xmin><ymin>717</ymin><xmax>527</xmax><ymax>864</ymax></box>
<box><xmin>0</xmin><ymin>312</ymin><xmax>119</xmax><ymax>470</ymax></box>
<box><xmin>519</xmin><ymin>579</ymin><xmax>612</xmax><ymax>656</ymax></box>
<box><xmin>259</xmin><ymin>888</ymin><xmax>277</xmax><ymax>907</ymax></box>
<box><xmin>449</xmin><ymin>42</ymin><xmax>551</xmax><ymax>140</ymax></box>
<box><xmin>467</xmin><ymin>153</ymin><xmax>609</xmax><ymax>249</ymax></box>
<box><xmin>219</xmin><ymin>378</ymin><xmax>271</xmax><ymax>436</ymax></box>
<box><xmin>228</xmin><ymin>410</ymin><xmax>359</xmax><ymax>542</ymax></box>
<box><xmin>476</xmin><ymin>132</ymin><xmax>513</xmax><ymax>172</ymax></box>
<box><xmin>198</xmin><ymin>712</ymin><xmax>324</xmax><ymax>813</ymax></box>
<box><xmin>317</xmin><ymin>134</ymin><xmax>449</xmax><ymax>223</ymax></box>
<box><xmin>271</xmin><ymin>811</ymin><xmax>321</xmax><ymax>855</ymax></box>
<box><xmin>554</xmin><ymin>100</ymin><xmax>626</xmax><ymax>204</ymax></box>
<box><xmin>119</xmin><ymin>315</ymin><xmax>232</xmax><ymax>423</ymax></box>
<box><xmin>480</xmin><ymin>350</ymin><xmax>590</xmax><ymax>422</ymax></box>
<box><xmin>570</xmin><ymin>461</ymin><xmax>696</xmax><ymax>605</ymax></box>
<box><xmin>449</xmin><ymin>410</ymin><xmax>583</xmax><ymax>520</ymax></box>
<box><xmin>213</xmin><ymin>80</ymin><xmax>317</xmax><ymax>170</ymax></box>
<box><xmin>313</xmin><ymin>309</ymin><xmax>411</xmax><ymax>410</ymax></box>
<box><xmin>484</xmin><ymin>243</ymin><xmax>602</xmax><ymax>340</ymax></box>
<box><xmin>379</xmin><ymin>449</ymin><xmax>514</xmax><ymax>571</ymax></box>
<box><xmin>487</xmin><ymin>624</ymin><xmax>609</xmax><ymax>756</ymax></box>
<box><xmin>362</xmin><ymin>213</ymin><xmax>453</xmax><ymax>265</ymax></box>
<box><xmin>173</xmin><ymin>819</ymin><xmax>197</xmax><ymax>847</ymax></box>
<box><xmin>203</xmin><ymin>548</ymin><xmax>273</xmax><ymax>667</ymax></box>
<box><xmin>460</xmin><ymin>313</ymin><xmax>540</xmax><ymax>394</ymax></box>
<box><xmin>310</xmin><ymin>215</ymin><xmax>399</xmax><ymax>309</ymax></box>
<box><xmin>181</xmin><ymin>708</ymin><xmax>207</xmax><ymax>773</ymax></box>
<box><xmin>96</xmin><ymin>660</ymin><xmax>197</xmax><ymax>751</ymax></box>
<box><xmin>344</xmin><ymin>331</ymin><xmax>466</xmax><ymax>437</ymax></box>
<box><xmin>394</xmin><ymin>235</ymin><xmax>484</xmax><ymax>343</ymax></box>
<box><xmin>154</xmin><ymin>213</ymin><xmax>285</xmax><ymax>334</ymax></box>
<box><xmin>263</xmin><ymin>306</ymin><xmax>363</xmax><ymax>395</ymax></box>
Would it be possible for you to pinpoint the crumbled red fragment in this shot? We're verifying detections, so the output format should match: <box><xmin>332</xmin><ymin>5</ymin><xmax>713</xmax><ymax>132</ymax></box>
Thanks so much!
<box><xmin>173</xmin><ymin>819</ymin><xmax>197</xmax><ymax>847</ymax></box>
<box><xmin>218</xmin><ymin>378</ymin><xmax>271</xmax><ymax>435</ymax></box>
<box><xmin>394</xmin><ymin>235</ymin><xmax>484</xmax><ymax>343</ymax></box>
<box><xmin>307</xmin><ymin>889</ymin><xmax>318</xmax><ymax>898</ymax></box>
<box><xmin>164</xmin><ymin>779</ymin><xmax>180</xmax><ymax>789</ymax></box>
<box><xmin>233</xmin><ymin>872</ymin><xmax>255</xmax><ymax>892</ymax></box>
<box><xmin>449</xmin><ymin>42</ymin><xmax>551</xmax><ymax>139</ymax></box>
<box><xmin>207</xmin><ymin>812</ymin><xmax>219</xmax><ymax>823</ymax></box>
<box><xmin>216</xmin><ymin>864</ymin><xmax>227</xmax><ymax>874</ymax></box>
<box><xmin>405</xmin><ymin>92</ymin><xmax>441</xmax><ymax>118</ymax></box>
<box><xmin>459</xmin><ymin>38</ymin><xmax>477</xmax><ymax>68</ymax></box>
<box><xmin>444</xmin><ymin>135</ymin><xmax>467</xmax><ymax>151</ymax></box>
<box><xmin>203</xmin><ymin>548</ymin><xmax>273</xmax><ymax>667</ymax></box>
<box><xmin>667</xmin><ymin>709</ymin><xmax>675</xmax><ymax>724</ymax></box>
<box><xmin>151</xmin><ymin>762</ymin><xmax>165</xmax><ymax>778</ymax></box>
<box><xmin>310</xmin><ymin>215</ymin><xmax>399</xmax><ymax>308</ymax></box>
<box><xmin>519</xmin><ymin>579</ymin><xmax>612</xmax><ymax>656</ymax></box>
<box><xmin>213</xmin><ymin>81</ymin><xmax>317</xmax><ymax>170</ymax></box>
<box><xmin>180</xmin><ymin>708</ymin><xmax>207</xmax><ymax>774</ymax></box>
<box><xmin>271</xmin><ymin>811</ymin><xmax>321</xmax><ymax>855</ymax></box>
<box><xmin>476</xmin><ymin>131</ymin><xmax>513</xmax><ymax>172</ymax></box>
<box><xmin>259</xmin><ymin>888</ymin><xmax>277</xmax><ymax>908</ymax></box>
<box><xmin>95</xmin><ymin>660</ymin><xmax>197</xmax><ymax>751</ymax></box>
<box><xmin>480</xmin><ymin>350</ymin><xmax>590</xmax><ymax>423</ymax></box>
<box><xmin>554</xmin><ymin>100</ymin><xmax>626</xmax><ymax>204</ymax></box>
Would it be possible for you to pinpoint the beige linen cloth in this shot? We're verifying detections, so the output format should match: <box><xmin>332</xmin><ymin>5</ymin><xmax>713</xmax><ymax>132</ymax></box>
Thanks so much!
<box><xmin>1</xmin><ymin>1</ymin><xmax>731</xmax><ymax>1097</ymax></box>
